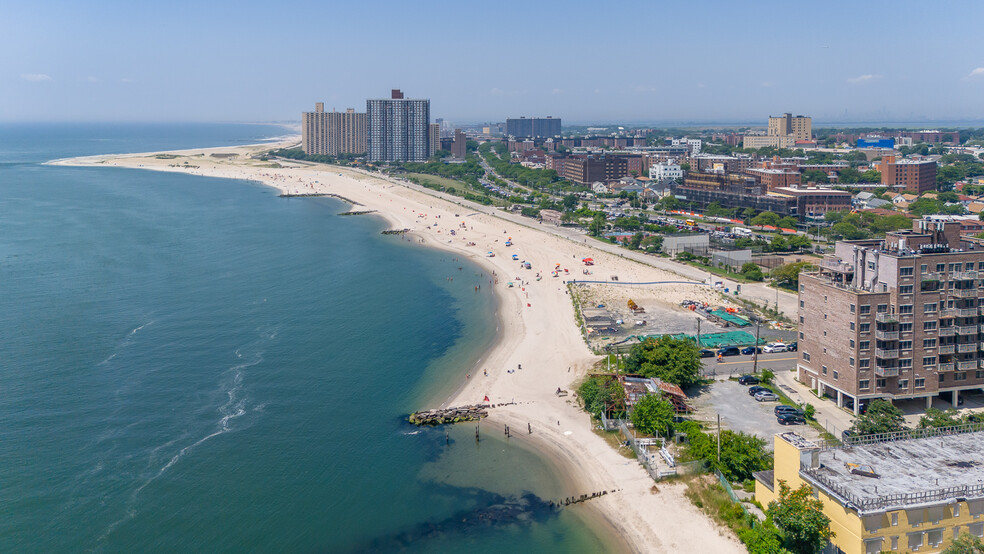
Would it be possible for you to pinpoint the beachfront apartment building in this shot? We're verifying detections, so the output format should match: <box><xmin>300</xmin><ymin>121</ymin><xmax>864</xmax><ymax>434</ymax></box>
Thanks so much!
<box><xmin>301</xmin><ymin>103</ymin><xmax>367</xmax><ymax>156</ymax></box>
<box><xmin>798</xmin><ymin>218</ymin><xmax>984</xmax><ymax>415</ymax></box>
<box><xmin>755</xmin><ymin>429</ymin><xmax>984</xmax><ymax>554</ymax></box>
<box><xmin>367</xmin><ymin>90</ymin><xmax>432</xmax><ymax>162</ymax></box>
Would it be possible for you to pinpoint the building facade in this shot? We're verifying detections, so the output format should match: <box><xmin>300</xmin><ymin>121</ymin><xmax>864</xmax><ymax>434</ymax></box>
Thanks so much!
<box><xmin>649</xmin><ymin>162</ymin><xmax>683</xmax><ymax>181</ymax></box>
<box><xmin>366</xmin><ymin>89</ymin><xmax>431</xmax><ymax>162</ymax></box>
<box><xmin>756</xmin><ymin>429</ymin><xmax>984</xmax><ymax>554</ymax></box>
<box><xmin>506</xmin><ymin>117</ymin><xmax>561</xmax><ymax>138</ymax></box>
<box><xmin>450</xmin><ymin>129</ymin><xmax>467</xmax><ymax>158</ymax></box>
<box><xmin>743</xmin><ymin>113</ymin><xmax>812</xmax><ymax>149</ymax></box>
<box><xmin>301</xmin><ymin>103</ymin><xmax>367</xmax><ymax>156</ymax></box>
<box><xmin>798</xmin><ymin>219</ymin><xmax>984</xmax><ymax>415</ymax></box>
<box><xmin>878</xmin><ymin>156</ymin><xmax>938</xmax><ymax>194</ymax></box>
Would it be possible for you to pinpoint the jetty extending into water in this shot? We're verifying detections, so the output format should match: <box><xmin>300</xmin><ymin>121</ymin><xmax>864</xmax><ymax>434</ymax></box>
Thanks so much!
<box><xmin>408</xmin><ymin>404</ymin><xmax>489</xmax><ymax>425</ymax></box>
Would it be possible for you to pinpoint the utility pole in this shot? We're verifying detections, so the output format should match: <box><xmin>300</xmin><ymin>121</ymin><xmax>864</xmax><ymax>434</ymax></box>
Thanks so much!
<box><xmin>717</xmin><ymin>414</ymin><xmax>721</xmax><ymax>463</ymax></box>
<box><xmin>753</xmin><ymin>322</ymin><xmax>761</xmax><ymax>374</ymax></box>
<box><xmin>696</xmin><ymin>317</ymin><xmax>701</xmax><ymax>348</ymax></box>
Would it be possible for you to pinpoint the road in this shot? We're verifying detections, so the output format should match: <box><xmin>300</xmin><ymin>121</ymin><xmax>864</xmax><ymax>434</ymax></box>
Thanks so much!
<box><xmin>701</xmin><ymin>353</ymin><xmax>799</xmax><ymax>379</ymax></box>
<box><xmin>353</xmin><ymin>167</ymin><xmax>800</xmax><ymax>318</ymax></box>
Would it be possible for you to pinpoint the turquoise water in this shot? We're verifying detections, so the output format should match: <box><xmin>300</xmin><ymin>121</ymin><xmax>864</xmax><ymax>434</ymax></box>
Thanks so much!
<box><xmin>0</xmin><ymin>124</ymin><xmax>610</xmax><ymax>552</ymax></box>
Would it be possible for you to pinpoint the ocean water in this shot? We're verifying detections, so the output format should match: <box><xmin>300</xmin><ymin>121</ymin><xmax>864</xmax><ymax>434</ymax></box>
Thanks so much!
<box><xmin>0</xmin><ymin>124</ymin><xmax>611</xmax><ymax>552</ymax></box>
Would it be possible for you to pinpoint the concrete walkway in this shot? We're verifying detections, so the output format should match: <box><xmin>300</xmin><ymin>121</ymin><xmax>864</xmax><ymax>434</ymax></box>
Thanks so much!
<box><xmin>773</xmin><ymin>370</ymin><xmax>856</xmax><ymax>439</ymax></box>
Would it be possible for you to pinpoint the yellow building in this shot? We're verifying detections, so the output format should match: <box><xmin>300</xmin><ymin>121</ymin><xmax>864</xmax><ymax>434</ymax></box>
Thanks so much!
<box><xmin>755</xmin><ymin>429</ymin><xmax>984</xmax><ymax>554</ymax></box>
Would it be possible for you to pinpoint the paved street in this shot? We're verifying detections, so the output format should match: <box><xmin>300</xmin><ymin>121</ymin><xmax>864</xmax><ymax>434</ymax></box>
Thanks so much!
<box><xmin>700</xmin><ymin>353</ymin><xmax>799</xmax><ymax>380</ymax></box>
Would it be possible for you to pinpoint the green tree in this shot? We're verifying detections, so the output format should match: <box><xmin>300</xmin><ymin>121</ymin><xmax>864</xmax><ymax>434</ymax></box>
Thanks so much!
<box><xmin>751</xmin><ymin>211</ymin><xmax>781</xmax><ymax>227</ymax></box>
<box><xmin>771</xmin><ymin>262</ymin><xmax>818</xmax><ymax>289</ymax></box>
<box><xmin>768</xmin><ymin>481</ymin><xmax>834</xmax><ymax>554</ymax></box>
<box><xmin>561</xmin><ymin>194</ymin><xmax>578</xmax><ymax>211</ymax></box>
<box><xmin>589</xmin><ymin>213</ymin><xmax>606</xmax><ymax>236</ymax></box>
<box><xmin>943</xmin><ymin>532</ymin><xmax>984</xmax><ymax>553</ymax></box>
<box><xmin>777</xmin><ymin>216</ymin><xmax>799</xmax><ymax>229</ymax></box>
<box><xmin>837</xmin><ymin>167</ymin><xmax>861</xmax><ymax>184</ymax></box>
<box><xmin>624</xmin><ymin>336</ymin><xmax>702</xmax><ymax>388</ymax></box>
<box><xmin>737</xmin><ymin>523</ymin><xmax>789</xmax><ymax>554</ymax></box>
<box><xmin>917</xmin><ymin>407</ymin><xmax>963</xmax><ymax>429</ymax></box>
<box><xmin>831</xmin><ymin>221</ymin><xmax>869</xmax><ymax>240</ymax></box>
<box><xmin>577</xmin><ymin>375</ymin><xmax>626</xmax><ymax>418</ymax></box>
<box><xmin>741</xmin><ymin>262</ymin><xmax>764</xmax><ymax>281</ymax></box>
<box><xmin>860</xmin><ymin>169</ymin><xmax>881</xmax><ymax>182</ymax></box>
<box><xmin>678</xmin><ymin>421</ymin><xmax>772</xmax><ymax>481</ymax></box>
<box><xmin>630</xmin><ymin>394</ymin><xmax>675</xmax><ymax>437</ymax></box>
<box><xmin>801</xmin><ymin>170</ymin><xmax>829</xmax><ymax>184</ymax></box>
<box><xmin>742</xmin><ymin>207</ymin><xmax>757</xmax><ymax>221</ymax></box>
<box><xmin>761</xmin><ymin>369</ymin><xmax>775</xmax><ymax>384</ymax></box>
<box><xmin>851</xmin><ymin>398</ymin><xmax>905</xmax><ymax>435</ymax></box>
<box><xmin>803</xmin><ymin>404</ymin><xmax>815</xmax><ymax>420</ymax></box>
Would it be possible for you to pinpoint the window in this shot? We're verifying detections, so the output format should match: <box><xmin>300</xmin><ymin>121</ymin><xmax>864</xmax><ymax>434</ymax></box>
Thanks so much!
<box><xmin>940</xmin><ymin>374</ymin><xmax>946</xmax><ymax>382</ymax></box>
<box><xmin>908</xmin><ymin>508</ymin><xmax>925</xmax><ymax>527</ymax></box>
<box><xmin>900</xmin><ymin>285</ymin><xmax>914</xmax><ymax>294</ymax></box>
<box><xmin>977</xmin><ymin>370</ymin><xmax>984</xmax><ymax>379</ymax></box>
<box><xmin>899</xmin><ymin>304</ymin><xmax>914</xmax><ymax>314</ymax></box>
<box><xmin>923</xmin><ymin>357</ymin><xmax>937</xmax><ymax>366</ymax></box>
<box><xmin>924</xmin><ymin>321</ymin><xmax>938</xmax><ymax>331</ymax></box>
<box><xmin>800</xmin><ymin>300</ymin><xmax>804</xmax><ymax>308</ymax></box>
<box><xmin>860</xmin><ymin>323</ymin><xmax>871</xmax><ymax>332</ymax></box>
<box><xmin>860</xmin><ymin>305</ymin><xmax>871</xmax><ymax>315</ymax></box>
<box><xmin>803</xmin><ymin>352</ymin><xmax>811</xmax><ymax>361</ymax></box>
<box><xmin>822</xmin><ymin>365</ymin><xmax>828</xmax><ymax>375</ymax></box>
<box><xmin>859</xmin><ymin>359</ymin><xmax>870</xmax><ymax>368</ymax></box>
<box><xmin>928</xmin><ymin>529</ymin><xmax>943</xmax><ymax>548</ymax></box>
<box><xmin>799</xmin><ymin>332</ymin><xmax>804</xmax><ymax>339</ymax></box>
<box><xmin>956</xmin><ymin>372</ymin><xmax>968</xmax><ymax>381</ymax></box>
<box><xmin>800</xmin><ymin>316</ymin><xmax>804</xmax><ymax>324</ymax></box>
<box><xmin>915</xmin><ymin>378</ymin><xmax>926</xmax><ymax>388</ymax></box>
<box><xmin>937</xmin><ymin>263</ymin><xmax>946</xmax><ymax>272</ymax></box>
<box><xmin>833</xmin><ymin>370</ymin><xmax>839</xmax><ymax>380</ymax></box>
<box><xmin>850</xmin><ymin>303</ymin><xmax>856</xmax><ymax>313</ymax></box>
<box><xmin>850</xmin><ymin>321</ymin><xmax>856</xmax><ymax>330</ymax></box>
<box><xmin>877</xmin><ymin>378</ymin><xmax>887</xmax><ymax>388</ymax></box>
<box><xmin>908</xmin><ymin>532</ymin><xmax>923</xmax><ymax>551</ymax></box>
<box><xmin>877</xmin><ymin>304</ymin><xmax>888</xmax><ymax>313</ymax></box>
<box><xmin>850</xmin><ymin>357</ymin><xmax>855</xmax><ymax>367</ymax></box>
<box><xmin>850</xmin><ymin>339</ymin><xmax>855</xmax><ymax>348</ymax></box>
<box><xmin>901</xmin><ymin>267</ymin><xmax>915</xmax><ymax>276</ymax></box>
<box><xmin>860</xmin><ymin>379</ymin><xmax>870</xmax><ymax>389</ymax></box>
<box><xmin>899</xmin><ymin>379</ymin><xmax>909</xmax><ymax>389</ymax></box>
<box><xmin>923</xmin><ymin>339</ymin><xmax>937</xmax><ymax>348</ymax></box>
<box><xmin>824</xmin><ymin>295</ymin><xmax>828</xmax><ymax>303</ymax></box>
<box><xmin>900</xmin><ymin>341</ymin><xmax>913</xmax><ymax>351</ymax></box>
<box><xmin>900</xmin><ymin>358</ymin><xmax>913</xmax><ymax>368</ymax></box>
<box><xmin>924</xmin><ymin>303</ymin><xmax>937</xmax><ymax>313</ymax></box>
<box><xmin>891</xmin><ymin>536</ymin><xmax>899</xmax><ymax>550</ymax></box>
<box><xmin>900</xmin><ymin>323</ymin><xmax>913</xmax><ymax>332</ymax></box>
<box><xmin>860</xmin><ymin>341</ymin><xmax>871</xmax><ymax>350</ymax></box>
<box><xmin>971</xmin><ymin>522</ymin><xmax>984</xmax><ymax>538</ymax></box>
<box><xmin>892</xmin><ymin>512</ymin><xmax>899</xmax><ymax>526</ymax></box>
<box><xmin>955</xmin><ymin>504</ymin><xmax>961</xmax><ymax>517</ymax></box>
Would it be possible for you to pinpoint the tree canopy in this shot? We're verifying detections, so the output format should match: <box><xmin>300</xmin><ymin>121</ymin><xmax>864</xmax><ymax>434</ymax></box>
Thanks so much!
<box><xmin>851</xmin><ymin>399</ymin><xmax>905</xmax><ymax>435</ymax></box>
<box><xmin>630</xmin><ymin>394</ymin><xmax>675</xmax><ymax>437</ymax></box>
<box><xmin>677</xmin><ymin>421</ymin><xmax>772</xmax><ymax>482</ymax></box>
<box><xmin>624</xmin><ymin>336</ymin><xmax>702</xmax><ymax>388</ymax></box>
<box><xmin>767</xmin><ymin>480</ymin><xmax>834</xmax><ymax>554</ymax></box>
<box><xmin>577</xmin><ymin>375</ymin><xmax>626</xmax><ymax>419</ymax></box>
<box><xmin>771</xmin><ymin>262</ymin><xmax>818</xmax><ymax>289</ymax></box>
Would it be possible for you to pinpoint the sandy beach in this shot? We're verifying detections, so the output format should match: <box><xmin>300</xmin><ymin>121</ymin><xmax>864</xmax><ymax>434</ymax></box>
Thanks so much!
<box><xmin>52</xmin><ymin>140</ymin><xmax>745</xmax><ymax>553</ymax></box>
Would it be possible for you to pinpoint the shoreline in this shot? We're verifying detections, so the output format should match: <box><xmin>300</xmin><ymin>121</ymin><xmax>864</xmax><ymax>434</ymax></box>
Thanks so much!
<box><xmin>51</xmin><ymin>143</ymin><xmax>744</xmax><ymax>553</ymax></box>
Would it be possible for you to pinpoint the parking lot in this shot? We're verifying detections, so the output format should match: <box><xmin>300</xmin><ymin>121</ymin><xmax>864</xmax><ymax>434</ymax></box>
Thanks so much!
<box><xmin>689</xmin><ymin>379</ymin><xmax>820</xmax><ymax>449</ymax></box>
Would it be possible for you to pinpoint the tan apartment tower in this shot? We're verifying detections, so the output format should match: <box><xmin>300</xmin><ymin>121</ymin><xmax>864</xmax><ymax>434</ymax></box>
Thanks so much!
<box><xmin>301</xmin><ymin>103</ymin><xmax>367</xmax><ymax>156</ymax></box>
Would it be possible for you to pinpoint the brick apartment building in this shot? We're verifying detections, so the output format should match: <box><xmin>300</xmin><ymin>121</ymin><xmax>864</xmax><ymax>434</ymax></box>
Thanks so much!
<box><xmin>744</xmin><ymin>168</ymin><xmax>801</xmax><ymax>190</ymax></box>
<box><xmin>877</xmin><ymin>156</ymin><xmax>938</xmax><ymax>194</ymax></box>
<box><xmin>798</xmin><ymin>218</ymin><xmax>984</xmax><ymax>415</ymax></box>
<box><xmin>900</xmin><ymin>130</ymin><xmax>960</xmax><ymax>145</ymax></box>
<box><xmin>556</xmin><ymin>154</ymin><xmax>630</xmax><ymax>185</ymax></box>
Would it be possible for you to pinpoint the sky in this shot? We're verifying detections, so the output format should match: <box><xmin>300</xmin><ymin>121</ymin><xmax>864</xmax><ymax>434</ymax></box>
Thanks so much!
<box><xmin>3</xmin><ymin>0</ymin><xmax>984</xmax><ymax>125</ymax></box>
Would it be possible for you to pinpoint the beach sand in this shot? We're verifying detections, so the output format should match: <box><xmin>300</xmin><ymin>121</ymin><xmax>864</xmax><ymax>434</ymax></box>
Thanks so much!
<box><xmin>52</xmin><ymin>141</ymin><xmax>746</xmax><ymax>553</ymax></box>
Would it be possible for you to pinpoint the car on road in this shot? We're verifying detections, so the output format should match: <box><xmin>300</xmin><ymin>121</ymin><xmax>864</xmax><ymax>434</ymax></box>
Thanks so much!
<box><xmin>754</xmin><ymin>391</ymin><xmax>779</xmax><ymax>402</ymax></box>
<box><xmin>762</xmin><ymin>342</ymin><xmax>788</xmax><ymax>353</ymax></box>
<box><xmin>741</xmin><ymin>346</ymin><xmax>761</xmax><ymax>355</ymax></box>
<box><xmin>747</xmin><ymin>385</ymin><xmax>770</xmax><ymax>396</ymax></box>
<box><xmin>787</xmin><ymin>342</ymin><xmax>797</xmax><ymax>352</ymax></box>
<box><xmin>737</xmin><ymin>375</ymin><xmax>760</xmax><ymax>385</ymax></box>
<box><xmin>774</xmin><ymin>405</ymin><xmax>803</xmax><ymax>416</ymax></box>
<box><xmin>777</xmin><ymin>413</ymin><xmax>806</xmax><ymax>425</ymax></box>
<box><xmin>699</xmin><ymin>349</ymin><xmax>716</xmax><ymax>358</ymax></box>
<box><xmin>717</xmin><ymin>346</ymin><xmax>741</xmax><ymax>357</ymax></box>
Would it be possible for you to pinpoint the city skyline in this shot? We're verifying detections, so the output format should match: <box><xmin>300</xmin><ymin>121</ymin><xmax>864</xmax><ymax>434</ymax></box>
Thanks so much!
<box><xmin>4</xmin><ymin>0</ymin><xmax>984</xmax><ymax>124</ymax></box>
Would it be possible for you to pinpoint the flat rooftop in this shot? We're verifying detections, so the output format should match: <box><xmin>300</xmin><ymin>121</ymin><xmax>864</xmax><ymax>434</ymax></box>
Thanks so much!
<box><xmin>800</xmin><ymin>430</ymin><xmax>984</xmax><ymax>512</ymax></box>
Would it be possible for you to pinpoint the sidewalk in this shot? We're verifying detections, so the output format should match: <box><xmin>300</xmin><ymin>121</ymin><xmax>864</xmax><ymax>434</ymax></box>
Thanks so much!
<box><xmin>773</xmin><ymin>370</ymin><xmax>856</xmax><ymax>439</ymax></box>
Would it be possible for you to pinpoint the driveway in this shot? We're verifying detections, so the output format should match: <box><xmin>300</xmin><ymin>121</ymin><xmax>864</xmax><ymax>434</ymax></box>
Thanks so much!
<box><xmin>689</xmin><ymin>379</ymin><xmax>819</xmax><ymax>449</ymax></box>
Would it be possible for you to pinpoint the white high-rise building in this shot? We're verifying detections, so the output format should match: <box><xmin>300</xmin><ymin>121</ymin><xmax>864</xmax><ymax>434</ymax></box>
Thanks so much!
<box><xmin>367</xmin><ymin>89</ymin><xmax>431</xmax><ymax>162</ymax></box>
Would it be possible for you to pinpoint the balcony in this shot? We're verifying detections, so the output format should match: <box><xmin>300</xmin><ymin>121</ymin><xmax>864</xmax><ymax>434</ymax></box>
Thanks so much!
<box><xmin>939</xmin><ymin>309</ymin><xmax>957</xmax><ymax>318</ymax></box>
<box><xmin>958</xmin><ymin>360</ymin><xmax>978</xmax><ymax>371</ymax></box>
<box><xmin>875</xmin><ymin>366</ymin><xmax>900</xmax><ymax>377</ymax></box>
<box><xmin>951</xmin><ymin>288</ymin><xmax>979</xmax><ymax>298</ymax></box>
<box><xmin>875</xmin><ymin>313</ymin><xmax>898</xmax><ymax>323</ymax></box>
<box><xmin>952</xmin><ymin>270</ymin><xmax>979</xmax><ymax>281</ymax></box>
<box><xmin>876</xmin><ymin>348</ymin><xmax>899</xmax><ymax>359</ymax></box>
<box><xmin>939</xmin><ymin>327</ymin><xmax>956</xmax><ymax>336</ymax></box>
<box><xmin>875</xmin><ymin>330</ymin><xmax>899</xmax><ymax>340</ymax></box>
<box><xmin>939</xmin><ymin>363</ymin><xmax>956</xmax><ymax>372</ymax></box>
<box><xmin>957</xmin><ymin>325</ymin><xmax>979</xmax><ymax>335</ymax></box>
<box><xmin>939</xmin><ymin>344</ymin><xmax>956</xmax><ymax>354</ymax></box>
<box><xmin>958</xmin><ymin>343</ymin><xmax>979</xmax><ymax>354</ymax></box>
<box><xmin>956</xmin><ymin>308</ymin><xmax>979</xmax><ymax>317</ymax></box>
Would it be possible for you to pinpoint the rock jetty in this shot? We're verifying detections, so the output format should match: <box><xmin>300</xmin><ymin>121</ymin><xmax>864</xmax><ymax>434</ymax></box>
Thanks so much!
<box><xmin>408</xmin><ymin>404</ymin><xmax>490</xmax><ymax>425</ymax></box>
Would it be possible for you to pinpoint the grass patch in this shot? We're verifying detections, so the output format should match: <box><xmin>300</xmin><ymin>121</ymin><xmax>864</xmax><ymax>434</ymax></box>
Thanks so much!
<box><xmin>684</xmin><ymin>474</ymin><xmax>754</xmax><ymax>533</ymax></box>
<box><xmin>591</xmin><ymin>425</ymin><xmax>637</xmax><ymax>460</ymax></box>
<box><xmin>406</xmin><ymin>173</ymin><xmax>509</xmax><ymax>207</ymax></box>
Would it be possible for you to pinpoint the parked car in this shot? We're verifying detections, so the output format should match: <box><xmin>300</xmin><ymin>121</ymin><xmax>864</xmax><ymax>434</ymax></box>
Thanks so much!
<box><xmin>741</xmin><ymin>346</ymin><xmax>761</xmax><ymax>355</ymax></box>
<box><xmin>787</xmin><ymin>342</ymin><xmax>798</xmax><ymax>352</ymax></box>
<box><xmin>777</xmin><ymin>413</ymin><xmax>806</xmax><ymax>425</ymax></box>
<box><xmin>841</xmin><ymin>430</ymin><xmax>856</xmax><ymax>441</ymax></box>
<box><xmin>774</xmin><ymin>405</ymin><xmax>803</xmax><ymax>416</ymax></box>
<box><xmin>737</xmin><ymin>375</ymin><xmax>760</xmax><ymax>385</ymax></box>
<box><xmin>717</xmin><ymin>346</ymin><xmax>741</xmax><ymax>357</ymax></box>
<box><xmin>754</xmin><ymin>391</ymin><xmax>779</xmax><ymax>402</ymax></box>
<box><xmin>747</xmin><ymin>385</ymin><xmax>770</xmax><ymax>396</ymax></box>
<box><xmin>762</xmin><ymin>342</ymin><xmax>788</xmax><ymax>353</ymax></box>
<box><xmin>699</xmin><ymin>349</ymin><xmax>715</xmax><ymax>358</ymax></box>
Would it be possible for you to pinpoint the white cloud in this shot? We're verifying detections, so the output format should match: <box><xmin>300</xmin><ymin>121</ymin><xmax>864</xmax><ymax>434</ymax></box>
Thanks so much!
<box><xmin>87</xmin><ymin>76</ymin><xmax>100</xmax><ymax>83</ymax></box>
<box><xmin>847</xmin><ymin>74</ymin><xmax>882</xmax><ymax>84</ymax></box>
<box><xmin>20</xmin><ymin>73</ymin><xmax>52</xmax><ymax>82</ymax></box>
<box><xmin>761</xmin><ymin>81</ymin><xmax>774</xmax><ymax>88</ymax></box>
<box><xmin>120</xmin><ymin>77</ymin><xmax>134</xmax><ymax>83</ymax></box>
<box><xmin>490</xmin><ymin>87</ymin><xmax>503</xmax><ymax>96</ymax></box>
<box><xmin>967</xmin><ymin>67</ymin><xmax>984</xmax><ymax>78</ymax></box>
